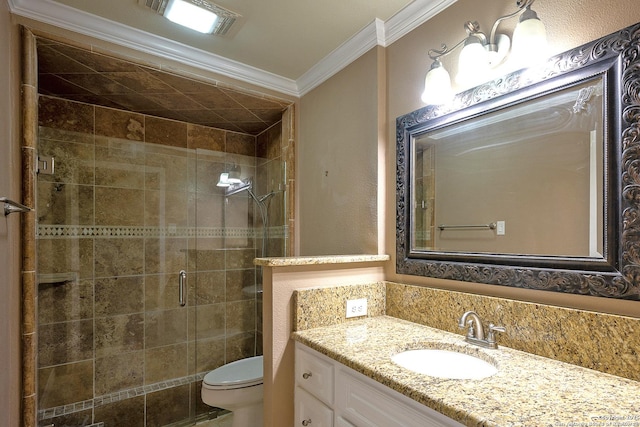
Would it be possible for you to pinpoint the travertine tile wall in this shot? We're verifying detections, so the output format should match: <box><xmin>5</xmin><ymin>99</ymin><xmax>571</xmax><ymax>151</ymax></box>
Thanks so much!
<box><xmin>35</xmin><ymin>95</ymin><xmax>282</xmax><ymax>426</ymax></box>
<box><xmin>413</xmin><ymin>145</ymin><xmax>435</xmax><ymax>249</ymax></box>
<box><xmin>257</xmin><ymin>123</ymin><xmax>285</xmax><ymax>257</ymax></box>
<box><xmin>21</xmin><ymin>29</ymin><xmax>39</xmax><ymax>427</ymax></box>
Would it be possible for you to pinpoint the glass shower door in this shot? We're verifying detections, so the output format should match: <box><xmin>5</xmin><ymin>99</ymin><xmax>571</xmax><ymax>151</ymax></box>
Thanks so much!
<box><xmin>35</xmin><ymin>96</ymin><xmax>198</xmax><ymax>427</ymax></box>
<box><xmin>192</xmin><ymin>148</ymin><xmax>260</xmax><ymax>423</ymax></box>
<box><xmin>144</xmin><ymin>139</ymin><xmax>198</xmax><ymax>427</ymax></box>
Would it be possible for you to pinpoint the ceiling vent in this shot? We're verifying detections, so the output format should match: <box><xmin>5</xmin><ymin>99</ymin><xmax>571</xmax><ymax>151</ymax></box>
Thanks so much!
<box><xmin>140</xmin><ymin>0</ymin><xmax>241</xmax><ymax>36</ymax></box>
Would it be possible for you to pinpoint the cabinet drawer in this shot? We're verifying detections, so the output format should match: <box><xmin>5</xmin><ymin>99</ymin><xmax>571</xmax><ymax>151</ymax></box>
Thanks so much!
<box><xmin>295</xmin><ymin>343</ymin><xmax>334</xmax><ymax>405</ymax></box>
<box><xmin>295</xmin><ymin>387</ymin><xmax>334</xmax><ymax>427</ymax></box>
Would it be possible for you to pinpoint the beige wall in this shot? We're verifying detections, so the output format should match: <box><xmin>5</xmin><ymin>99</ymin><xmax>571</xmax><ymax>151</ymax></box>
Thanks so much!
<box><xmin>432</xmin><ymin>127</ymin><xmax>596</xmax><ymax>256</ymax></box>
<box><xmin>384</xmin><ymin>0</ymin><xmax>640</xmax><ymax>317</ymax></box>
<box><xmin>261</xmin><ymin>262</ymin><xmax>386</xmax><ymax>427</ymax></box>
<box><xmin>298</xmin><ymin>47</ymin><xmax>384</xmax><ymax>255</ymax></box>
<box><xmin>296</xmin><ymin>0</ymin><xmax>640</xmax><ymax>315</ymax></box>
<box><xmin>0</xmin><ymin>1</ymin><xmax>22</xmax><ymax>426</ymax></box>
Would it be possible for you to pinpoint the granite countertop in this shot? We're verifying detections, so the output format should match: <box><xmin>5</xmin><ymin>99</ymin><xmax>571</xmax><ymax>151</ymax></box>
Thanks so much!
<box><xmin>254</xmin><ymin>254</ymin><xmax>389</xmax><ymax>267</ymax></box>
<box><xmin>292</xmin><ymin>316</ymin><xmax>640</xmax><ymax>427</ymax></box>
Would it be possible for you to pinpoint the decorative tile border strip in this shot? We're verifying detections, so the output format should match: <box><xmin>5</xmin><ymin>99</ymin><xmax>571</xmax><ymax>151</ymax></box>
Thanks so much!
<box><xmin>38</xmin><ymin>373</ymin><xmax>209</xmax><ymax>421</ymax></box>
<box><xmin>38</xmin><ymin>399</ymin><xmax>95</xmax><ymax>420</ymax></box>
<box><xmin>264</xmin><ymin>225</ymin><xmax>289</xmax><ymax>239</ymax></box>
<box><xmin>37</xmin><ymin>225</ymin><xmax>289</xmax><ymax>239</ymax></box>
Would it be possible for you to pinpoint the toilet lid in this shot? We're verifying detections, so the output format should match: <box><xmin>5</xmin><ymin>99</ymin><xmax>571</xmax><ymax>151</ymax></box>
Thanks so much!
<box><xmin>203</xmin><ymin>355</ymin><xmax>263</xmax><ymax>389</ymax></box>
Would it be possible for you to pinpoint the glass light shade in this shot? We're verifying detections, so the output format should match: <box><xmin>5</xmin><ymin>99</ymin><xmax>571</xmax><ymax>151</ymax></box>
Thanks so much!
<box><xmin>512</xmin><ymin>17</ymin><xmax>548</xmax><ymax>67</ymax></box>
<box><xmin>421</xmin><ymin>65</ymin><xmax>453</xmax><ymax>105</ymax></box>
<box><xmin>486</xmin><ymin>34</ymin><xmax>511</xmax><ymax>68</ymax></box>
<box><xmin>456</xmin><ymin>38</ymin><xmax>490</xmax><ymax>87</ymax></box>
<box><xmin>164</xmin><ymin>0</ymin><xmax>219</xmax><ymax>34</ymax></box>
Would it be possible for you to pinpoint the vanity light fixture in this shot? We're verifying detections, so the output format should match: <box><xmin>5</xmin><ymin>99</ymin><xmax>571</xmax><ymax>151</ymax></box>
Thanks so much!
<box><xmin>421</xmin><ymin>0</ymin><xmax>547</xmax><ymax>105</ymax></box>
<box><xmin>140</xmin><ymin>0</ymin><xmax>241</xmax><ymax>36</ymax></box>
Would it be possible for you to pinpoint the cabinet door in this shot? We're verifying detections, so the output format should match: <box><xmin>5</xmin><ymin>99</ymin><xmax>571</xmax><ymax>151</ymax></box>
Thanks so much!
<box><xmin>335</xmin><ymin>416</ymin><xmax>357</xmax><ymax>427</ymax></box>
<box><xmin>295</xmin><ymin>343</ymin><xmax>335</xmax><ymax>405</ymax></box>
<box><xmin>295</xmin><ymin>387</ymin><xmax>334</xmax><ymax>427</ymax></box>
<box><xmin>335</xmin><ymin>367</ymin><xmax>464</xmax><ymax>427</ymax></box>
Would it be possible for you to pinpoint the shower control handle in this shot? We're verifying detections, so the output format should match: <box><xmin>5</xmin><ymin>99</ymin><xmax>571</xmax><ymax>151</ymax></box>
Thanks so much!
<box><xmin>302</xmin><ymin>419</ymin><xmax>312</xmax><ymax>426</ymax></box>
<box><xmin>302</xmin><ymin>372</ymin><xmax>312</xmax><ymax>379</ymax></box>
<box><xmin>179</xmin><ymin>270</ymin><xmax>186</xmax><ymax>307</ymax></box>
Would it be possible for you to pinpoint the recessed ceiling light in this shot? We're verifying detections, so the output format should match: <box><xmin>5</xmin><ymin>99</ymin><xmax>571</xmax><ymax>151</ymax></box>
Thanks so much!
<box><xmin>140</xmin><ymin>0</ymin><xmax>241</xmax><ymax>36</ymax></box>
<box><xmin>164</xmin><ymin>0</ymin><xmax>218</xmax><ymax>34</ymax></box>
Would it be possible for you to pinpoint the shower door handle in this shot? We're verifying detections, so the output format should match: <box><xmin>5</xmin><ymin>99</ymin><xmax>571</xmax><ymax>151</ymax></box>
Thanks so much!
<box><xmin>1</xmin><ymin>197</ymin><xmax>32</xmax><ymax>216</ymax></box>
<box><xmin>178</xmin><ymin>270</ymin><xmax>186</xmax><ymax>307</ymax></box>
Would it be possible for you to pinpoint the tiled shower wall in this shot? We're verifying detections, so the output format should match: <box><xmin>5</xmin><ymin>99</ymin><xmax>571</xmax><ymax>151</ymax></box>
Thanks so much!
<box><xmin>413</xmin><ymin>144</ymin><xmax>435</xmax><ymax>249</ymax></box>
<box><xmin>35</xmin><ymin>95</ymin><xmax>283</xmax><ymax>427</ymax></box>
<box><xmin>257</xmin><ymin>123</ymin><xmax>287</xmax><ymax>258</ymax></box>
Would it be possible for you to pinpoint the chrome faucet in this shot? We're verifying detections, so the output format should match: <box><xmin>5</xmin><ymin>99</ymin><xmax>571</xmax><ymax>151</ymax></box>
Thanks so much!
<box><xmin>458</xmin><ymin>311</ymin><xmax>505</xmax><ymax>349</ymax></box>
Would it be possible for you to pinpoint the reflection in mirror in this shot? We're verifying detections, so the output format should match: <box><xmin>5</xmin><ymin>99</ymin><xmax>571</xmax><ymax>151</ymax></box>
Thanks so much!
<box><xmin>396</xmin><ymin>21</ymin><xmax>640</xmax><ymax>299</ymax></box>
<box><xmin>411</xmin><ymin>78</ymin><xmax>604</xmax><ymax>258</ymax></box>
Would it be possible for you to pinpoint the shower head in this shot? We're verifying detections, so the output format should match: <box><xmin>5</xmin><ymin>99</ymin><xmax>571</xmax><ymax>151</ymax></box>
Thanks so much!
<box><xmin>225</xmin><ymin>178</ymin><xmax>275</xmax><ymax>211</ymax></box>
<box><xmin>217</xmin><ymin>164</ymin><xmax>242</xmax><ymax>187</ymax></box>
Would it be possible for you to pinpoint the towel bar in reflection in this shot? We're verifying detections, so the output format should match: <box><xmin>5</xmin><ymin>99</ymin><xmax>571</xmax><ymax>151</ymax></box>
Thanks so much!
<box><xmin>1</xmin><ymin>197</ymin><xmax>33</xmax><ymax>216</ymax></box>
<box><xmin>438</xmin><ymin>222</ymin><xmax>497</xmax><ymax>231</ymax></box>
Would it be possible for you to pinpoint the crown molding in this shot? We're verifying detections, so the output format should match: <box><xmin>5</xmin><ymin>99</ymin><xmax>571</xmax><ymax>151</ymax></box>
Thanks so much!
<box><xmin>8</xmin><ymin>0</ymin><xmax>456</xmax><ymax>98</ymax></box>
<box><xmin>296</xmin><ymin>19</ymin><xmax>385</xmax><ymax>96</ymax></box>
<box><xmin>296</xmin><ymin>0</ymin><xmax>457</xmax><ymax>96</ymax></box>
<box><xmin>384</xmin><ymin>0</ymin><xmax>457</xmax><ymax>46</ymax></box>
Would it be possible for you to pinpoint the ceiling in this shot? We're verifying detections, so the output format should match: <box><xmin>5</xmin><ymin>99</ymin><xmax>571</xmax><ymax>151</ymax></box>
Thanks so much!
<box><xmin>8</xmin><ymin>0</ymin><xmax>457</xmax><ymax>96</ymax></box>
<box><xmin>48</xmin><ymin>0</ymin><xmax>413</xmax><ymax>80</ymax></box>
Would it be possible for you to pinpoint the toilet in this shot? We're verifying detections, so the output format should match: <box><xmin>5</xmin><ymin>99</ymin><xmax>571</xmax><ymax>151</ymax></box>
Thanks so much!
<box><xmin>201</xmin><ymin>355</ymin><xmax>264</xmax><ymax>427</ymax></box>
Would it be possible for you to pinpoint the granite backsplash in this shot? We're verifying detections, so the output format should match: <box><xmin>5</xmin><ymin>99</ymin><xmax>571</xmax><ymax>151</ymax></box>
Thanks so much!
<box><xmin>292</xmin><ymin>281</ymin><xmax>639</xmax><ymax>382</ymax></box>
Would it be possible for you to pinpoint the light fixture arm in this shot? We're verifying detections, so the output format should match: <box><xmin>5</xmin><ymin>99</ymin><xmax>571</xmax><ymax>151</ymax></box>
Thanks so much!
<box><xmin>428</xmin><ymin>21</ymin><xmax>484</xmax><ymax>61</ymax></box>
<box><xmin>421</xmin><ymin>0</ymin><xmax>546</xmax><ymax>105</ymax></box>
<box><xmin>427</xmin><ymin>0</ymin><xmax>540</xmax><ymax>62</ymax></box>
<box><xmin>428</xmin><ymin>41</ymin><xmax>461</xmax><ymax>61</ymax></box>
<box><xmin>489</xmin><ymin>0</ymin><xmax>535</xmax><ymax>46</ymax></box>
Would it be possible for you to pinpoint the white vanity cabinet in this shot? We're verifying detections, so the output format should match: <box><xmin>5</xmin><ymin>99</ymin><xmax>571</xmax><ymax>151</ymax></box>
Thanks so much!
<box><xmin>295</xmin><ymin>342</ymin><xmax>335</xmax><ymax>426</ymax></box>
<box><xmin>295</xmin><ymin>342</ymin><xmax>464</xmax><ymax>427</ymax></box>
<box><xmin>296</xmin><ymin>387</ymin><xmax>334</xmax><ymax>427</ymax></box>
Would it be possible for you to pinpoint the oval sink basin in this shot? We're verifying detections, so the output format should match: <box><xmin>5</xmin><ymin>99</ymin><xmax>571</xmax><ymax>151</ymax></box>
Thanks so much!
<box><xmin>391</xmin><ymin>349</ymin><xmax>497</xmax><ymax>380</ymax></box>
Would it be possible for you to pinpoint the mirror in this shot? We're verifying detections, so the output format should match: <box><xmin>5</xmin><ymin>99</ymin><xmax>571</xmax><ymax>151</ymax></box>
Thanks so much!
<box><xmin>396</xmin><ymin>22</ymin><xmax>640</xmax><ymax>299</ymax></box>
<box><xmin>412</xmin><ymin>78</ymin><xmax>604</xmax><ymax>257</ymax></box>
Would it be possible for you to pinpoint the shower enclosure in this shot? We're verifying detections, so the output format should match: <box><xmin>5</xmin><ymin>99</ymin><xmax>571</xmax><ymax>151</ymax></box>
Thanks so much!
<box><xmin>32</xmin><ymin>42</ymin><xmax>292</xmax><ymax>426</ymax></box>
